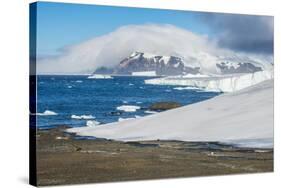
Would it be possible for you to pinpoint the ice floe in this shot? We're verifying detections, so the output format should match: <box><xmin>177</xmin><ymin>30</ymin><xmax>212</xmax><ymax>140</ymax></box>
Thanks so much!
<box><xmin>116</xmin><ymin>105</ymin><xmax>141</xmax><ymax>112</ymax></box>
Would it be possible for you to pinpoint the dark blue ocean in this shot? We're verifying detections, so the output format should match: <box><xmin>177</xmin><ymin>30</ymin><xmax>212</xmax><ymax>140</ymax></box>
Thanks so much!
<box><xmin>37</xmin><ymin>75</ymin><xmax>220</xmax><ymax>129</ymax></box>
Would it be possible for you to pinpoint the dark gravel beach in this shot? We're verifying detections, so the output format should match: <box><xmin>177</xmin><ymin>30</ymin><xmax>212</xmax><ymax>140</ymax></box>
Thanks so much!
<box><xmin>36</xmin><ymin>127</ymin><xmax>273</xmax><ymax>186</ymax></box>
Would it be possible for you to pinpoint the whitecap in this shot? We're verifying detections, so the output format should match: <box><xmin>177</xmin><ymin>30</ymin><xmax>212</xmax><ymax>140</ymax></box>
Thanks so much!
<box><xmin>118</xmin><ymin>115</ymin><xmax>142</xmax><ymax>122</ymax></box>
<box><xmin>36</xmin><ymin>110</ymin><xmax>57</xmax><ymax>116</ymax></box>
<box><xmin>71</xmin><ymin>115</ymin><xmax>95</xmax><ymax>120</ymax></box>
<box><xmin>116</xmin><ymin>105</ymin><xmax>140</xmax><ymax>112</ymax></box>
<box><xmin>76</xmin><ymin>80</ymin><xmax>83</xmax><ymax>83</ymax></box>
<box><xmin>86</xmin><ymin>120</ymin><xmax>100</xmax><ymax>127</ymax></box>
<box><xmin>145</xmin><ymin>110</ymin><xmax>158</xmax><ymax>114</ymax></box>
<box><xmin>118</xmin><ymin>117</ymin><xmax>135</xmax><ymax>122</ymax></box>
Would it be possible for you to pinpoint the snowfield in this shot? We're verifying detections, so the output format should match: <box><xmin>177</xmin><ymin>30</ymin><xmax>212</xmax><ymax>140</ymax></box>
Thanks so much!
<box><xmin>67</xmin><ymin>79</ymin><xmax>274</xmax><ymax>148</ymax></box>
<box><xmin>145</xmin><ymin>70</ymin><xmax>273</xmax><ymax>92</ymax></box>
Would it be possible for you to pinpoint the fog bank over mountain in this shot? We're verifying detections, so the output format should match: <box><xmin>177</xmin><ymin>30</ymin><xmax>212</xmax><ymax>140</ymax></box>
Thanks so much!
<box><xmin>37</xmin><ymin>24</ymin><xmax>273</xmax><ymax>74</ymax></box>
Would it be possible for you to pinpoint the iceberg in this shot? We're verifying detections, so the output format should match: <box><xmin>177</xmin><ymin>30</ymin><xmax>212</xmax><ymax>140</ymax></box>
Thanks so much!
<box><xmin>131</xmin><ymin>71</ymin><xmax>157</xmax><ymax>76</ymax></box>
<box><xmin>71</xmin><ymin>115</ymin><xmax>95</xmax><ymax>120</ymax></box>
<box><xmin>88</xmin><ymin>74</ymin><xmax>113</xmax><ymax>79</ymax></box>
<box><xmin>67</xmin><ymin>80</ymin><xmax>273</xmax><ymax>148</ymax></box>
<box><xmin>36</xmin><ymin>110</ymin><xmax>57</xmax><ymax>116</ymax></box>
<box><xmin>173</xmin><ymin>86</ymin><xmax>199</xmax><ymax>90</ymax></box>
<box><xmin>145</xmin><ymin>70</ymin><xmax>273</xmax><ymax>92</ymax></box>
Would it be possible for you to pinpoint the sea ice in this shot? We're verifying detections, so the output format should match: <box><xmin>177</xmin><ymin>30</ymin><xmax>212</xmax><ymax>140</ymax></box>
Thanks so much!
<box><xmin>71</xmin><ymin>115</ymin><xmax>95</xmax><ymax>120</ymax></box>
<box><xmin>36</xmin><ymin>110</ymin><xmax>57</xmax><ymax>116</ymax></box>
<box><xmin>116</xmin><ymin>105</ymin><xmax>141</xmax><ymax>112</ymax></box>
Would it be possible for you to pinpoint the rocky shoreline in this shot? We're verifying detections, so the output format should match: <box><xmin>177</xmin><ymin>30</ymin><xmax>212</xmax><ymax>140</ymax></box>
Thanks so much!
<box><xmin>36</xmin><ymin>126</ymin><xmax>273</xmax><ymax>186</ymax></box>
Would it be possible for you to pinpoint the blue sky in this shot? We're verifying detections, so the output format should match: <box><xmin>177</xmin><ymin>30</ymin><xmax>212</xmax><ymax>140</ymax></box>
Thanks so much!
<box><xmin>36</xmin><ymin>2</ymin><xmax>211</xmax><ymax>56</ymax></box>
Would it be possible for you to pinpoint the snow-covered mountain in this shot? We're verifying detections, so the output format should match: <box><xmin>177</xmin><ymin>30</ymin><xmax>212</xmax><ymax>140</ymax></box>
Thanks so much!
<box><xmin>93</xmin><ymin>51</ymin><xmax>272</xmax><ymax>76</ymax></box>
<box><xmin>94</xmin><ymin>52</ymin><xmax>200</xmax><ymax>76</ymax></box>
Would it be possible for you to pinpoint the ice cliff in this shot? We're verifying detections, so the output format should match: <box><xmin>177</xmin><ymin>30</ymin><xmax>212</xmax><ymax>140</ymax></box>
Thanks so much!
<box><xmin>145</xmin><ymin>70</ymin><xmax>273</xmax><ymax>92</ymax></box>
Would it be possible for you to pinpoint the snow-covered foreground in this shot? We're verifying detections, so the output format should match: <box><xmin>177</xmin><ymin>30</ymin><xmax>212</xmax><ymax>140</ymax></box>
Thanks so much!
<box><xmin>67</xmin><ymin>79</ymin><xmax>273</xmax><ymax>148</ymax></box>
<box><xmin>145</xmin><ymin>70</ymin><xmax>273</xmax><ymax>92</ymax></box>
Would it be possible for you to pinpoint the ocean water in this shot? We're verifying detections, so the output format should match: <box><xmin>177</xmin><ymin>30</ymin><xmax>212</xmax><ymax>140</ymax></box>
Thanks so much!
<box><xmin>37</xmin><ymin>75</ymin><xmax>220</xmax><ymax>129</ymax></box>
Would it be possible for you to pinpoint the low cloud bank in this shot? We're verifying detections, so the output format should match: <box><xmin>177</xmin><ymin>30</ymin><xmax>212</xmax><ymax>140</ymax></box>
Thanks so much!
<box><xmin>38</xmin><ymin>24</ymin><xmax>273</xmax><ymax>74</ymax></box>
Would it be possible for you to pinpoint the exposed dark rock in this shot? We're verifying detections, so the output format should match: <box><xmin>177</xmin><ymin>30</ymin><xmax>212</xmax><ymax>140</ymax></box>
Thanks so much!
<box><xmin>149</xmin><ymin>101</ymin><xmax>181</xmax><ymax>111</ymax></box>
<box><xmin>216</xmin><ymin>62</ymin><xmax>262</xmax><ymax>74</ymax></box>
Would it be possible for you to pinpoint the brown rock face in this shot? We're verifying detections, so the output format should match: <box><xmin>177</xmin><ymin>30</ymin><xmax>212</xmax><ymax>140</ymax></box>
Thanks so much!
<box><xmin>149</xmin><ymin>101</ymin><xmax>181</xmax><ymax>111</ymax></box>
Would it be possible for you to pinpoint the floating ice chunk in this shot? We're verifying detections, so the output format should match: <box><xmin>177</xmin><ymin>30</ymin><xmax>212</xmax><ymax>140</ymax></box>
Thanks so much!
<box><xmin>118</xmin><ymin>117</ymin><xmax>135</xmax><ymax>122</ymax></box>
<box><xmin>173</xmin><ymin>86</ymin><xmax>199</xmax><ymax>90</ymax></box>
<box><xmin>88</xmin><ymin>74</ymin><xmax>113</xmax><ymax>79</ymax></box>
<box><xmin>71</xmin><ymin>115</ymin><xmax>95</xmax><ymax>120</ymax></box>
<box><xmin>131</xmin><ymin>71</ymin><xmax>156</xmax><ymax>76</ymax></box>
<box><xmin>118</xmin><ymin>115</ymin><xmax>142</xmax><ymax>122</ymax></box>
<box><xmin>36</xmin><ymin>110</ymin><xmax>57</xmax><ymax>116</ymax></box>
<box><xmin>86</xmin><ymin>120</ymin><xmax>100</xmax><ymax>127</ymax></box>
<box><xmin>116</xmin><ymin>105</ymin><xmax>141</xmax><ymax>112</ymax></box>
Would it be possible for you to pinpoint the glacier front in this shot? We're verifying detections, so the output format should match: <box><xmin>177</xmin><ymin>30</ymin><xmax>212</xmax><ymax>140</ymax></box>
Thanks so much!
<box><xmin>145</xmin><ymin>70</ymin><xmax>273</xmax><ymax>92</ymax></box>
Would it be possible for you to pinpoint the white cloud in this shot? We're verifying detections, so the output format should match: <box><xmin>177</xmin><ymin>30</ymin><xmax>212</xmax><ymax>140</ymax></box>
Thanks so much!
<box><xmin>37</xmin><ymin>24</ymin><xmax>272</xmax><ymax>74</ymax></box>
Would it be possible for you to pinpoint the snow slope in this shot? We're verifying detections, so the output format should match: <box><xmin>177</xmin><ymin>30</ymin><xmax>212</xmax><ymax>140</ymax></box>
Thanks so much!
<box><xmin>67</xmin><ymin>80</ymin><xmax>274</xmax><ymax>148</ymax></box>
<box><xmin>145</xmin><ymin>70</ymin><xmax>273</xmax><ymax>92</ymax></box>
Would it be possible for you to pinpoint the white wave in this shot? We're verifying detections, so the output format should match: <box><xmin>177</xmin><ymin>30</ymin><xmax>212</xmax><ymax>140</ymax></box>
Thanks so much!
<box><xmin>76</xmin><ymin>80</ymin><xmax>83</xmax><ymax>83</ymax></box>
<box><xmin>71</xmin><ymin>115</ymin><xmax>95</xmax><ymax>120</ymax></box>
<box><xmin>118</xmin><ymin>115</ymin><xmax>142</xmax><ymax>122</ymax></box>
<box><xmin>36</xmin><ymin>110</ymin><xmax>57</xmax><ymax>116</ymax></box>
<box><xmin>136</xmin><ymin>101</ymin><xmax>142</xmax><ymax>104</ymax></box>
<box><xmin>144</xmin><ymin>110</ymin><xmax>158</xmax><ymax>114</ymax></box>
<box><xmin>116</xmin><ymin>105</ymin><xmax>141</xmax><ymax>112</ymax></box>
<box><xmin>129</xmin><ymin>83</ymin><xmax>134</xmax><ymax>86</ymax></box>
<box><xmin>67</xmin><ymin>85</ymin><xmax>73</xmax><ymax>88</ymax></box>
<box><xmin>86</xmin><ymin>120</ymin><xmax>100</xmax><ymax>127</ymax></box>
<box><xmin>118</xmin><ymin>117</ymin><xmax>135</xmax><ymax>122</ymax></box>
